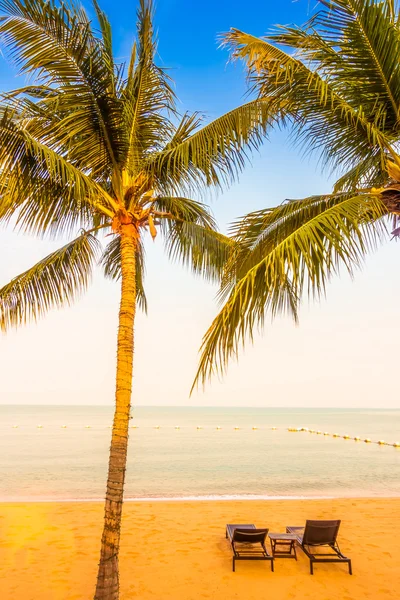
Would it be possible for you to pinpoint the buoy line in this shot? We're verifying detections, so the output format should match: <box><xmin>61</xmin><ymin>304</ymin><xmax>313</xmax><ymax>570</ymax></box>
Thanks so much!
<box><xmin>8</xmin><ymin>426</ymin><xmax>396</xmax><ymax>446</ymax></box>
<box><xmin>10</xmin><ymin>424</ymin><xmax>281</xmax><ymax>430</ymax></box>
<box><xmin>287</xmin><ymin>427</ymin><xmax>400</xmax><ymax>448</ymax></box>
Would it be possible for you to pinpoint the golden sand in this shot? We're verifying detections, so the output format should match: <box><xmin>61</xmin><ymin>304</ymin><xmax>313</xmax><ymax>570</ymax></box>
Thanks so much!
<box><xmin>0</xmin><ymin>498</ymin><xmax>399</xmax><ymax>599</ymax></box>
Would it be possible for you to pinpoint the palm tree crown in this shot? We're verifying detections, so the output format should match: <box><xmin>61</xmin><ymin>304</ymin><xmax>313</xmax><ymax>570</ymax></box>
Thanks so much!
<box><xmin>0</xmin><ymin>0</ymin><xmax>274</xmax><ymax>327</ymax></box>
<box><xmin>194</xmin><ymin>0</ymin><xmax>400</xmax><ymax>388</ymax></box>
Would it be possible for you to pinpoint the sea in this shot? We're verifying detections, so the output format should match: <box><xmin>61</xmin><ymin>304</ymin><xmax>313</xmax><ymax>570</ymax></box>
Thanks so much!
<box><xmin>0</xmin><ymin>406</ymin><xmax>399</xmax><ymax>501</ymax></box>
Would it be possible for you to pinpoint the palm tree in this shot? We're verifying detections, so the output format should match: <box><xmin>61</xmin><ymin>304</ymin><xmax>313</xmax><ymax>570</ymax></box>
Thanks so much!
<box><xmin>193</xmin><ymin>0</ymin><xmax>400</xmax><ymax>388</ymax></box>
<box><xmin>0</xmin><ymin>1</ymin><xmax>275</xmax><ymax>597</ymax></box>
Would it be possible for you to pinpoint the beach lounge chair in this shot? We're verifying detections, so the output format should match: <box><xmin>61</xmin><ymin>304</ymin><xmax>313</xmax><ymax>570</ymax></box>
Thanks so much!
<box><xmin>226</xmin><ymin>524</ymin><xmax>274</xmax><ymax>572</ymax></box>
<box><xmin>286</xmin><ymin>520</ymin><xmax>352</xmax><ymax>574</ymax></box>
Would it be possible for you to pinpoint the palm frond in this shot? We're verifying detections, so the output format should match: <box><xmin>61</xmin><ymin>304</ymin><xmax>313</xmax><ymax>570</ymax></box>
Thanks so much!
<box><xmin>101</xmin><ymin>235</ymin><xmax>147</xmax><ymax>312</ymax></box>
<box><xmin>222</xmin><ymin>11</ymin><xmax>398</xmax><ymax>187</ymax></box>
<box><xmin>0</xmin><ymin>232</ymin><xmax>101</xmax><ymax>331</ymax></box>
<box><xmin>152</xmin><ymin>196</ymin><xmax>231</xmax><ymax>282</ymax></box>
<box><xmin>92</xmin><ymin>0</ymin><xmax>115</xmax><ymax>92</ymax></box>
<box><xmin>165</xmin><ymin>112</ymin><xmax>204</xmax><ymax>147</ymax></box>
<box><xmin>121</xmin><ymin>0</ymin><xmax>175</xmax><ymax>176</ymax></box>
<box><xmin>332</xmin><ymin>155</ymin><xmax>390</xmax><ymax>192</ymax></box>
<box><xmin>153</xmin><ymin>196</ymin><xmax>216</xmax><ymax>229</ymax></box>
<box><xmin>146</xmin><ymin>98</ymin><xmax>280</xmax><ymax>194</ymax></box>
<box><xmin>307</xmin><ymin>0</ymin><xmax>400</xmax><ymax>122</ymax></box>
<box><xmin>0</xmin><ymin>106</ymin><xmax>116</xmax><ymax>237</ymax></box>
<box><xmin>0</xmin><ymin>0</ymin><xmax>124</xmax><ymax>174</ymax></box>
<box><xmin>165</xmin><ymin>221</ymin><xmax>234</xmax><ymax>284</ymax></box>
<box><xmin>193</xmin><ymin>193</ymin><xmax>388</xmax><ymax>388</ymax></box>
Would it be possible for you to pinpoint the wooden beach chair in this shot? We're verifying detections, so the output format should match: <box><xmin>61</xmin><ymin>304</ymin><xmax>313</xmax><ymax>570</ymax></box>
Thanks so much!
<box><xmin>286</xmin><ymin>520</ymin><xmax>352</xmax><ymax>574</ymax></box>
<box><xmin>226</xmin><ymin>524</ymin><xmax>274</xmax><ymax>572</ymax></box>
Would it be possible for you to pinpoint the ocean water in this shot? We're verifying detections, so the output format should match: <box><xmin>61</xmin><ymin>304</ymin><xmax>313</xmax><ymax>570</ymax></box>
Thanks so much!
<box><xmin>0</xmin><ymin>406</ymin><xmax>399</xmax><ymax>501</ymax></box>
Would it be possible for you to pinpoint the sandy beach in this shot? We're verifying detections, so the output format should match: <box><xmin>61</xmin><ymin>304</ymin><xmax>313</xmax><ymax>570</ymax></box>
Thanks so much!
<box><xmin>0</xmin><ymin>498</ymin><xmax>399</xmax><ymax>599</ymax></box>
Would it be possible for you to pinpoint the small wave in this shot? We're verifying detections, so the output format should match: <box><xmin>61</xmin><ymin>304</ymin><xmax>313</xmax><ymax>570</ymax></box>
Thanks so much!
<box><xmin>5</xmin><ymin>492</ymin><xmax>400</xmax><ymax>502</ymax></box>
<box><xmin>123</xmin><ymin>494</ymin><xmax>336</xmax><ymax>501</ymax></box>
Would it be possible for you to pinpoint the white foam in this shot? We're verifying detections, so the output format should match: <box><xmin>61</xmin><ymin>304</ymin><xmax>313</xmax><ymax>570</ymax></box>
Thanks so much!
<box><xmin>3</xmin><ymin>492</ymin><xmax>400</xmax><ymax>503</ymax></box>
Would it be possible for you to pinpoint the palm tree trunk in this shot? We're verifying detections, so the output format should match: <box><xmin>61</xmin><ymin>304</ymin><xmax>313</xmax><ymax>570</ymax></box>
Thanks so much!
<box><xmin>94</xmin><ymin>229</ymin><xmax>137</xmax><ymax>600</ymax></box>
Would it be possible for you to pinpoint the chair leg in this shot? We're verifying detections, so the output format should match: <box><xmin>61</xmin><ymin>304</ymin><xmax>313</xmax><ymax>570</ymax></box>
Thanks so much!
<box><xmin>310</xmin><ymin>560</ymin><xmax>314</xmax><ymax>575</ymax></box>
<box><xmin>270</xmin><ymin>559</ymin><xmax>274</xmax><ymax>572</ymax></box>
<box><xmin>348</xmin><ymin>560</ymin><xmax>352</xmax><ymax>575</ymax></box>
<box><xmin>232</xmin><ymin>557</ymin><xmax>235</xmax><ymax>572</ymax></box>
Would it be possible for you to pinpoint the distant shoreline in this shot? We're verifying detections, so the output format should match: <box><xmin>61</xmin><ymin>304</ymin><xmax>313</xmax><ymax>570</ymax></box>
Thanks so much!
<box><xmin>2</xmin><ymin>493</ymin><xmax>400</xmax><ymax>503</ymax></box>
<box><xmin>2</xmin><ymin>404</ymin><xmax>400</xmax><ymax>409</ymax></box>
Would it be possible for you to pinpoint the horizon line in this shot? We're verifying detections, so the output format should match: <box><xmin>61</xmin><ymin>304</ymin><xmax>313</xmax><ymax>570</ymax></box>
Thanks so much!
<box><xmin>0</xmin><ymin>404</ymin><xmax>398</xmax><ymax>410</ymax></box>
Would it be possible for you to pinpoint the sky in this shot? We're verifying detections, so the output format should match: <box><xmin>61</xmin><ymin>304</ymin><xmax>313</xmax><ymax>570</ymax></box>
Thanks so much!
<box><xmin>0</xmin><ymin>0</ymin><xmax>399</xmax><ymax>408</ymax></box>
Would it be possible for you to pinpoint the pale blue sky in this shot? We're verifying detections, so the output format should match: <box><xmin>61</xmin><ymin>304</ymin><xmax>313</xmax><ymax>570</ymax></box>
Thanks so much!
<box><xmin>1</xmin><ymin>0</ymin><xmax>399</xmax><ymax>407</ymax></box>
